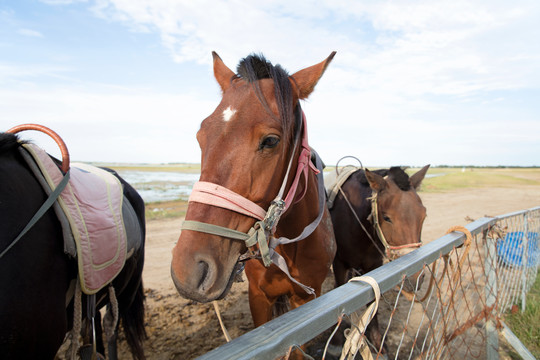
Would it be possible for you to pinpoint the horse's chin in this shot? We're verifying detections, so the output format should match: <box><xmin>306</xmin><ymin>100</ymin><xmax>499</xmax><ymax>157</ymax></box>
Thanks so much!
<box><xmin>170</xmin><ymin>262</ymin><xmax>238</xmax><ymax>303</ymax></box>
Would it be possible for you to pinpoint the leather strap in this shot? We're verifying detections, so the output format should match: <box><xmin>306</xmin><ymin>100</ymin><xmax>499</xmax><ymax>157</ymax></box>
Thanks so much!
<box><xmin>188</xmin><ymin>181</ymin><xmax>267</xmax><ymax>221</ymax></box>
<box><xmin>0</xmin><ymin>169</ymin><xmax>70</xmax><ymax>259</ymax></box>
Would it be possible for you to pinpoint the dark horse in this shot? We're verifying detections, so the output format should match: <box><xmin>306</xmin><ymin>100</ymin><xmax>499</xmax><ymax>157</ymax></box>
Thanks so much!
<box><xmin>0</xmin><ymin>132</ymin><xmax>146</xmax><ymax>359</ymax></box>
<box><xmin>327</xmin><ymin>165</ymin><xmax>429</xmax><ymax>354</ymax></box>
<box><xmin>171</xmin><ymin>52</ymin><xmax>336</xmax><ymax>333</ymax></box>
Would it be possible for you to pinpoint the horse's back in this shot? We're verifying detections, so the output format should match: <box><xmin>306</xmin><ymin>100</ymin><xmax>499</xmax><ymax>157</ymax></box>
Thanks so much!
<box><xmin>0</xmin><ymin>134</ymin><xmax>73</xmax><ymax>358</ymax></box>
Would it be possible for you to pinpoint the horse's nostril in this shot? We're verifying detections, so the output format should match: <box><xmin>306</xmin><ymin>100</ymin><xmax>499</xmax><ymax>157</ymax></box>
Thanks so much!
<box><xmin>197</xmin><ymin>261</ymin><xmax>210</xmax><ymax>290</ymax></box>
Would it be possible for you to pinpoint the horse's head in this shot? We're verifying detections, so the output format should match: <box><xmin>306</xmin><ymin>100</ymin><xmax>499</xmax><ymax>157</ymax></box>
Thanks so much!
<box><xmin>365</xmin><ymin>165</ymin><xmax>430</xmax><ymax>289</ymax></box>
<box><xmin>171</xmin><ymin>52</ymin><xmax>335</xmax><ymax>302</ymax></box>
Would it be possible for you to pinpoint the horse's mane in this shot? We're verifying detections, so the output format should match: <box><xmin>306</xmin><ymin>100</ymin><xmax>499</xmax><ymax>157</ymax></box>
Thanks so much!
<box><xmin>358</xmin><ymin>168</ymin><xmax>387</xmax><ymax>186</ymax></box>
<box><xmin>359</xmin><ymin>167</ymin><xmax>411</xmax><ymax>191</ymax></box>
<box><xmin>236</xmin><ymin>54</ymin><xmax>297</xmax><ymax>144</ymax></box>
<box><xmin>0</xmin><ymin>133</ymin><xmax>23</xmax><ymax>155</ymax></box>
<box><xmin>387</xmin><ymin>167</ymin><xmax>412</xmax><ymax>191</ymax></box>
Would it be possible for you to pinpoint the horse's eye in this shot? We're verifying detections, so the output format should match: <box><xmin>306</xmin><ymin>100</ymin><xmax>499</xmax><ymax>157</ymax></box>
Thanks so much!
<box><xmin>383</xmin><ymin>214</ymin><xmax>392</xmax><ymax>223</ymax></box>
<box><xmin>259</xmin><ymin>135</ymin><xmax>280</xmax><ymax>150</ymax></box>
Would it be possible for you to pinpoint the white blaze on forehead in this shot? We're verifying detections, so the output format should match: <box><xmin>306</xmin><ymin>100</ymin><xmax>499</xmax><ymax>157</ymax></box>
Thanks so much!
<box><xmin>222</xmin><ymin>106</ymin><xmax>237</xmax><ymax>122</ymax></box>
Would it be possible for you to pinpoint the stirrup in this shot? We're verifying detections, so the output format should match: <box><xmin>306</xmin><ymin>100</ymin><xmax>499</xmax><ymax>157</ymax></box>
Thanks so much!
<box><xmin>78</xmin><ymin>344</ymin><xmax>105</xmax><ymax>360</ymax></box>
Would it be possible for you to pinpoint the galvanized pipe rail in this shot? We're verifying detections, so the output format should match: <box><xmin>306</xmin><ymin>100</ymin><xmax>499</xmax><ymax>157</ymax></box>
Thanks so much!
<box><xmin>198</xmin><ymin>217</ymin><xmax>495</xmax><ymax>360</ymax></box>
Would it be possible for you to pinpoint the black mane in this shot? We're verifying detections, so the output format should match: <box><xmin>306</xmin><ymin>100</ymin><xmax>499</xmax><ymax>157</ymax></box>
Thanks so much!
<box><xmin>236</xmin><ymin>54</ymin><xmax>297</xmax><ymax>144</ymax></box>
<box><xmin>358</xmin><ymin>166</ymin><xmax>411</xmax><ymax>191</ymax></box>
<box><xmin>0</xmin><ymin>133</ymin><xmax>23</xmax><ymax>155</ymax></box>
<box><xmin>387</xmin><ymin>166</ymin><xmax>412</xmax><ymax>191</ymax></box>
<box><xmin>236</xmin><ymin>54</ymin><xmax>278</xmax><ymax>81</ymax></box>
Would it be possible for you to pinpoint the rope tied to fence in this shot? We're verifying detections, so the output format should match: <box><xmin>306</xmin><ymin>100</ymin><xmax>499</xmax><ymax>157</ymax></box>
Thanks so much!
<box><xmin>339</xmin><ymin>275</ymin><xmax>381</xmax><ymax>360</ymax></box>
<box><xmin>445</xmin><ymin>226</ymin><xmax>473</xmax><ymax>289</ymax></box>
<box><xmin>401</xmin><ymin>225</ymin><xmax>473</xmax><ymax>303</ymax></box>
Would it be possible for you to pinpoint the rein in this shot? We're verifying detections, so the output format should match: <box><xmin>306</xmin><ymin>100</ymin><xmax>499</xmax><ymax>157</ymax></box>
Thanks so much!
<box><xmin>180</xmin><ymin>110</ymin><xmax>324</xmax><ymax>295</ymax></box>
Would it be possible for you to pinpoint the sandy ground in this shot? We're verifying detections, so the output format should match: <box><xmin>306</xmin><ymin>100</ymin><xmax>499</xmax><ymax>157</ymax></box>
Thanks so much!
<box><xmin>117</xmin><ymin>184</ymin><xmax>540</xmax><ymax>359</ymax></box>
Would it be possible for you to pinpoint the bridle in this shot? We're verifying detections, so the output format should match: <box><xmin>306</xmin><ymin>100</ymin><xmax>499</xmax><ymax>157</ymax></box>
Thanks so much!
<box><xmin>337</xmin><ymin>172</ymin><xmax>422</xmax><ymax>261</ymax></box>
<box><xmin>180</xmin><ymin>107</ymin><xmax>326</xmax><ymax>295</ymax></box>
<box><xmin>367</xmin><ymin>191</ymin><xmax>422</xmax><ymax>260</ymax></box>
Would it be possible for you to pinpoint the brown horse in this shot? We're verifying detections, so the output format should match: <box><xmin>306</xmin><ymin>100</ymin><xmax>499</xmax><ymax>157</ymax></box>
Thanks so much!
<box><xmin>326</xmin><ymin>164</ymin><xmax>429</xmax><ymax>354</ymax></box>
<box><xmin>170</xmin><ymin>52</ymin><xmax>336</xmax><ymax>329</ymax></box>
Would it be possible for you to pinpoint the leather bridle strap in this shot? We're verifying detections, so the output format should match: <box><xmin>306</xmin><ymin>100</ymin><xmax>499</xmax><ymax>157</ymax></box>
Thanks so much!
<box><xmin>269</xmin><ymin>149</ymin><xmax>325</xmax><ymax>247</ymax></box>
<box><xmin>189</xmin><ymin>182</ymin><xmax>267</xmax><ymax>221</ymax></box>
<box><xmin>181</xmin><ymin>221</ymin><xmax>251</xmax><ymax>241</ymax></box>
<box><xmin>369</xmin><ymin>192</ymin><xmax>422</xmax><ymax>259</ymax></box>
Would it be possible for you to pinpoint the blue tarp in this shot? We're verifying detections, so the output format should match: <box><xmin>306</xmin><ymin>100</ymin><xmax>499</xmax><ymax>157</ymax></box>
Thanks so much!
<box><xmin>497</xmin><ymin>231</ymin><xmax>539</xmax><ymax>268</ymax></box>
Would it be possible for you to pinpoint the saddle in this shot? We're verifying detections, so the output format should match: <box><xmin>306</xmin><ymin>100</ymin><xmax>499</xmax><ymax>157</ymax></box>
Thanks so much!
<box><xmin>19</xmin><ymin>143</ymin><xmax>140</xmax><ymax>295</ymax></box>
<box><xmin>325</xmin><ymin>166</ymin><xmax>359</xmax><ymax>210</ymax></box>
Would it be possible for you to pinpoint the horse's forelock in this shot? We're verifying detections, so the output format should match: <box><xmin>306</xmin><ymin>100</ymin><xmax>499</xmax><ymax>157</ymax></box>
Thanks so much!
<box><xmin>236</xmin><ymin>54</ymin><xmax>296</xmax><ymax>144</ymax></box>
<box><xmin>388</xmin><ymin>167</ymin><xmax>412</xmax><ymax>191</ymax></box>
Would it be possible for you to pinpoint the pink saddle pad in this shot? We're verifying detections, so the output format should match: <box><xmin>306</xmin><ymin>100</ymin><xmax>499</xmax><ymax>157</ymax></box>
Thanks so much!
<box><xmin>23</xmin><ymin>144</ymin><xmax>127</xmax><ymax>295</ymax></box>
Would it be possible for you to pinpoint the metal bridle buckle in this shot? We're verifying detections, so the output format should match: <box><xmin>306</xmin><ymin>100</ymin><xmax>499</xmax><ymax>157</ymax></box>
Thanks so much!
<box><xmin>264</xmin><ymin>198</ymin><xmax>285</xmax><ymax>232</ymax></box>
<box><xmin>243</xmin><ymin>198</ymin><xmax>286</xmax><ymax>268</ymax></box>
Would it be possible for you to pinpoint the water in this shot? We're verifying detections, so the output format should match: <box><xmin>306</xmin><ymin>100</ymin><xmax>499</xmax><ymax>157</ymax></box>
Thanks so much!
<box><xmin>117</xmin><ymin>170</ymin><xmax>445</xmax><ymax>204</ymax></box>
<box><xmin>117</xmin><ymin>170</ymin><xmax>200</xmax><ymax>203</ymax></box>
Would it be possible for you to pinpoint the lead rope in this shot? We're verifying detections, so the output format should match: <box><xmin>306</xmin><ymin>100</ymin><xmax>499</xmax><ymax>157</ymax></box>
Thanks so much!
<box><xmin>321</xmin><ymin>275</ymin><xmax>381</xmax><ymax>360</ymax></box>
<box><xmin>69</xmin><ymin>279</ymin><xmax>82</xmax><ymax>359</ymax></box>
<box><xmin>340</xmin><ymin>276</ymin><xmax>380</xmax><ymax>360</ymax></box>
<box><xmin>212</xmin><ymin>301</ymin><xmax>232</xmax><ymax>342</ymax></box>
<box><xmin>103</xmin><ymin>285</ymin><xmax>119</xmax><ymax>345</ymax></box>
<box><xmin>337</xmin><ymin>187</ymin><xmax>386</xmax><ymax>259</ymax></box>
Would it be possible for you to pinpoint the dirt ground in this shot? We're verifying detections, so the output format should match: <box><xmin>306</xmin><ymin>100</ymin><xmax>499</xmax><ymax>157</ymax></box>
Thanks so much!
<box><xmin>117</xmin><ymin>184</ymin><xmax>540</xmax><ymax>359</ymax></box>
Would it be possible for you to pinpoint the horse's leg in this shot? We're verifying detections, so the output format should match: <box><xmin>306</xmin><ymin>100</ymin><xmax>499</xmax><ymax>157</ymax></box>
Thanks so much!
<box><xmin>332</xmin><ymin>258</ymin><xmax>350</xmax><ymax>288</ymax></box>
<box><xmin>245</xmin><ymin>259</ymin><xmax>277</xmax><ymax>327</ymax></box>
<box><xmin>247</xmin><ymin>280</ymin><xmax>274</xmax><ymax>327</ymax></box>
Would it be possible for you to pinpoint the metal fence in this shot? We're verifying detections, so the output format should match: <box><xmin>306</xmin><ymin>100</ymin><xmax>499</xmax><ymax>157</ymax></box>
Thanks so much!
<box><xmin>198</xmin><ymin>206</ymin><xmax>540</xmax><ymax>360</ymax></box>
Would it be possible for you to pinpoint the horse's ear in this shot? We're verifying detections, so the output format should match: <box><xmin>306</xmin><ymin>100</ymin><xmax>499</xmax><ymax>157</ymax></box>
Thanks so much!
<box><xmin>365</xmin><ymin>169</ymin><xmax>387</xmax><ymax>192</ymax></box>
<box><xmin>212</xmin><ymin>51</ymin><xmax>235</xmax><ymax>92</ymax></box>
<box><xmin>410</xmin><ymin>164</ymin><xmax>430</xmax><ymax>190</ymax></box>
<box><xmin>290</xmin><ymin>51</ymin><xmax>336</xmax><ymax>99</ymax></box>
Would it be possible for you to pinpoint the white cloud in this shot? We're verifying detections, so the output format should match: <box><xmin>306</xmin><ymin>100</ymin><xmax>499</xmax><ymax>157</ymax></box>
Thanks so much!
<box><xmin>3</xmin><ymin>1</ymin><xmax>540</xmax><ymax>166</ymax></box>
<box><xmin>17</xmin><ymin>28</ymin><xmax>44</xmax><ymax>37</ymax></box>
<box><xmin>89</xmin><ymin>0</ymin><xmax>540</xmax><ymax>98</ymax></box>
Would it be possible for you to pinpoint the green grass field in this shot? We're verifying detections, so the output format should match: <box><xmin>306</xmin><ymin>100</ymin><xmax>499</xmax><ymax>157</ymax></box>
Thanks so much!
<box><xmin>324</xmin><ymin>166</ymin><xmax>540</xmax><ymax>192</ymax></box>
<box><xmin>414</xmin><ymin>167</ymin><xmax>540</xmax><ymax>192</ymax></box>
<box><xmin>502</xmin><ymin>272</ymin><xmax>540</xmax><ymax>359</ymax></box>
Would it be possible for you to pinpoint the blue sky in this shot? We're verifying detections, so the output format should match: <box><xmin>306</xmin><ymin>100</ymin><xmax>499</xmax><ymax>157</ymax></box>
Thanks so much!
<box><xmin>1</xmin><ymin>0</ymin><xmax>539</xmax><ymax>166</ymax></box>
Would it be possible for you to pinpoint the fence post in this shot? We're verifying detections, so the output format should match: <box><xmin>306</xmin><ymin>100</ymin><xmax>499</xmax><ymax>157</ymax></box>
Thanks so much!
<box><xmin>521</xmin><ymin>212</ymin><xmax>529</xmax><ymax>312</ymax></box>
<box><xmin>484</xmin><ymin>228</ymin><xmax>499</xmax><ymax>359</ymax></box>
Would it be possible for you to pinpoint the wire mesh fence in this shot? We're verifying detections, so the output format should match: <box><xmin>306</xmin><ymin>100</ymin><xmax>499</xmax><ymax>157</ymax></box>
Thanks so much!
<box><xmin>198</xmin><ymin>206</ymin><xmax>540</xmax><ymax>360</ymax></box>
